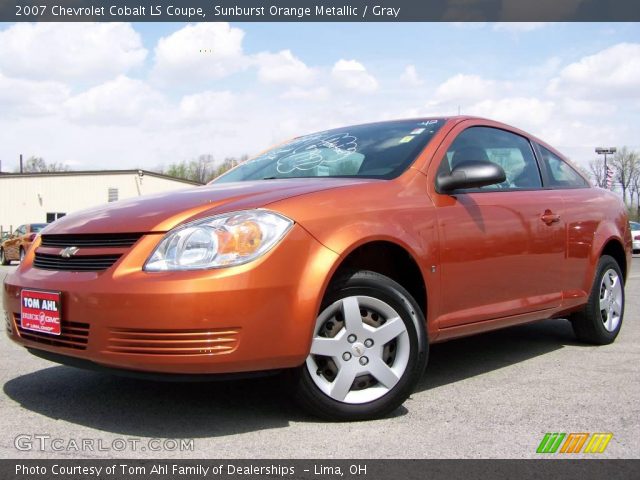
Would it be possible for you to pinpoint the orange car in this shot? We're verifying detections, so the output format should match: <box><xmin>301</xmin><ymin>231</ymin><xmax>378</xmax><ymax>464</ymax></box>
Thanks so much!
<box><xmin>3</xmin><ymin>117</ymin><xmax>632</xmax><ymax>420</ymax></box>
<box><xmin>0</xmin><ymin>223</ymin><xmax>48</xmax><ymax>265</ymax></box>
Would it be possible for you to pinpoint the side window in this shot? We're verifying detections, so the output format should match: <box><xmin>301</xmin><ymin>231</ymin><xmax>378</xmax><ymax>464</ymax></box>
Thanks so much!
<box><xmin>439</xmin><ymin>127</ymin><xmax>542</xmax><ymax>190</ymax></box>
<box><xmin>537</xmin><ymin>145</ymin><xmax>589</xmax><ymax>188</ymax></box>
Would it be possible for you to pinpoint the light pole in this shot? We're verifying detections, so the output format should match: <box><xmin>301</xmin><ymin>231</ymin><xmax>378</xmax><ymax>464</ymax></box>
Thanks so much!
<box><xmin>595</xmin><ymin>147</ymin><xmax>616</xmax><ymax>188</ymax></box>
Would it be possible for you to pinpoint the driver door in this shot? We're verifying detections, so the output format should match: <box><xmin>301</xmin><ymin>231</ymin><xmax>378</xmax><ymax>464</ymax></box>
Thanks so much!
<box><xmin>431</xmin><ymin>125</ymin><xmax>565</xmax><ymax>328</ymax></box>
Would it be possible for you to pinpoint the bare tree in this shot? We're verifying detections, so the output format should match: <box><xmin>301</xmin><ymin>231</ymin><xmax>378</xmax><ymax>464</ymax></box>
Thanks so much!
<box><xmin>17</xmin><ymin>156</ymin><xmax>71</xmax><ymax>173</ymax></box>
<box><xmin>610</xmin><ymin>147</ymin><xmax>638</xmax><ymax>205</ymax></box>
<box><xmin>588</xmin><ymin>157</ymin><xmax>607</xmax><ymax>188</ymax></box>
<box><xmin>160</xmin><ymin>154</ymin><xmax>248</xmax><ymax>183</ymax></box>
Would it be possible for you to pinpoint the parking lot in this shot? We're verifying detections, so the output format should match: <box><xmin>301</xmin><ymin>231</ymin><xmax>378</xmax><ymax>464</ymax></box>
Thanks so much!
<box><xmin>1</xmin><ymin>258</ymin><xmax>638</xmax><ymax>459</ymax></box>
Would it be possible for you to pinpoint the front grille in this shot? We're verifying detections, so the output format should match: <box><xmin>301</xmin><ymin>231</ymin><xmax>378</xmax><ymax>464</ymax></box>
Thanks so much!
<box><xmin>41</xmin><ymin>233</ymin><xmax>143</xmax><ymax>248</ymax></box>
<box><xmin>34</xmin><ymin>253</ymin><xmax>121</xmax><ymax>271</ymax></box>
<box><xmin>107</xmin><ymin>328</ymin><xmax>241</xmax><ymax>355</ymax></box>
<box><xmin>15</xmin><ymin>314</ymin><xmax>89</xmax><ymax>350</ymax></box>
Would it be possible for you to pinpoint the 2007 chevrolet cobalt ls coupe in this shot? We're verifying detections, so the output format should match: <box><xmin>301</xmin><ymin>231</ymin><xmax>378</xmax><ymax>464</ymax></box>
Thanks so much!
<box><xmin>4</xmin><ymin>117</ymin><xmax>632</xmax><ymax>420</ymax></box>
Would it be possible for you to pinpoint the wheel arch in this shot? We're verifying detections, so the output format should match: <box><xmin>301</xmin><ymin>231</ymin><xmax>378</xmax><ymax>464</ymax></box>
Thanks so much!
<box><xmin>600</xmin><ymin>238</ymin><xmax>628</xmax><ymax>282</ymax></box>
<box><xmin>325</xmin><ymin>239</ymin><xmax>428</xmax><ymax>320</ymax></box>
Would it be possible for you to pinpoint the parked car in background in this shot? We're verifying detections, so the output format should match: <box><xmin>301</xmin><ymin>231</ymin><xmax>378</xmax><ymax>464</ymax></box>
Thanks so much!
<box><xmin>0</xmin><ymin>232</ymin><xmax>9</xmax><ymax>243</ymax></box>
<box><xmin>631</xmin><ymin>221</ymin><xmax>640</xmax><ymax>254</ymax></box>
<box><xmin>0</xmin><ymin>223</ymin><xmax>47</xmax><ymax>265</ymax></box>
<box><xmin>3</xmin><ymin>117</ymin><xmax>632</xmax><ymax>421</ymax></box>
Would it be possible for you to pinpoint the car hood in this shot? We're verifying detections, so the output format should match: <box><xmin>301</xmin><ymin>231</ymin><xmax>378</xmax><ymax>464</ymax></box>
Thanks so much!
<box><xmin>42</xmin><ymin>178</ymin><xmax>372</xmax><ymax>234</ymax></box>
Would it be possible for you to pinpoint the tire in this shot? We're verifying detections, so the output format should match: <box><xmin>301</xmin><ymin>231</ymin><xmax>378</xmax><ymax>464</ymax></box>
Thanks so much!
<box><xmin>292</xmin><ymin>270</ymin><xmax>428</xmax><ymax>421</ymax></box>
<box><xmin>0</xmin><ymin>248</ymin><xmax>8</xmax><ymax>266</ymax></box>
<box><xmin>571</xmin><ymin>255</ymin><xmax>625</xmax><ymax>345</ymax></box>
<box><xmin>19</xmin><ymin>248</ymin><xmax>25</xmax><ymax>263</ymax></box>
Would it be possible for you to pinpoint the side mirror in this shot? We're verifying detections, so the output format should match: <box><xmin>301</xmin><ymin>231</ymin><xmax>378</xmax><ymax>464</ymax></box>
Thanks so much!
<box><xmin>437</xmin><ymin>161</ymin><xmax>506</xmax><ymax>193</ymax></box>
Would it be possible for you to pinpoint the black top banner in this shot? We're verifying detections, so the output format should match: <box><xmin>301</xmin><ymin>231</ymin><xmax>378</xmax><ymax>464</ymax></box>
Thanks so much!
<box><xmin>1</xmin><ymin>0</ymin><xmax>640</xmax><ymax>22</ymax></box>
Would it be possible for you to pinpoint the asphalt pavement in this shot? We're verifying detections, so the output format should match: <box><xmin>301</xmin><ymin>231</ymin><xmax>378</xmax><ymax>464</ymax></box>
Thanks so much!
<box><xmin>1</xmin><ymin>258</ymin><xmax>638</xmax><ymax>459</ymax></box>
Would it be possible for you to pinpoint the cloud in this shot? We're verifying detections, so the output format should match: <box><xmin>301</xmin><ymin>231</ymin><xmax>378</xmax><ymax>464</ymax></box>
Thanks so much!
<box><xmin>152</xmin><ymin>23</ymin><xmax>247</xmax><ymax>83</ymax></box>
<box><xmin>254</xmin><ymin>50</ymin><xmax>315</xmax><ymax>85</ymax></box>
<box><xmin>0</xmin><ymin>73</ymin><xmax>70</xmax><ymax>117</ymax></box>
<box><xmin>331</xmin><ymin>59</ymin><xmax>379</xmax><ymax>93</ymax></box>
<box><xmin>431</xmin><ymin>74</ymin><xmax>507</xmax><ymax>106</ymax></box>
<box><xmin>466</xmin><ymin>97</ymin><xmax>555</xmax><ymax>128</ymax></box>
<box><xmin>0</xmin><ymin>23</ymin><xmax>146</xmax><ymax>82</ymax></box>
<box><xmin>64</xmin><ymin>76</ymin><xmax>165</xmax><ymax>126</ymax></box>
<box><xmin>178</xmin><ymin>90</ymin><xmax>236</xmax><ymax>122</ymax></box>
<box><xmin>548</xmin><ymin>43</ymin><xmax>640</xmax><ymax>99</ymax></box>
<box><xmin>0</xmin><ymin>23</ymin><xmax>637</xmax><ymax>176</ymax></box>
<box><xmin>280</xmin><ymin>86</ymin><xmax>330</xmax><ymax>101</ymax></box>
<box><xmin>492</xmin><ymin>22</ymin><xmax>548</xmax><ymax>33</ymax></box>
<box><xmin>400</xmin><ymin>65</ymin><xmax>424</xmax><ymax>87</ymax></box>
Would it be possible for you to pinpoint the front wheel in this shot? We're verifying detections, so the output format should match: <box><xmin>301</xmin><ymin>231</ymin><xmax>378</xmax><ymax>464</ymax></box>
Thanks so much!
<box><xmin>293</xmin><ymin>270</ymin><xmax>428</xmax><ymax>421</ymax></box>
<box><xmin>571</xmin><ymin>255</ymin><xmax>625</xmax><ymax>345</ymax></box>
<box><xmin>19</xmin><ymin>248</ymin><xmax>25</xmax><ymax>263</ymax></box>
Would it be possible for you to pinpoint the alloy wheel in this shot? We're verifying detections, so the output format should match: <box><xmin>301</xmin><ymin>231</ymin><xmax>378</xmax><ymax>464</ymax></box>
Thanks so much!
<box><xmin>599</xmin><ymin>268</ymin><xmax>622</xmax><ymax>332</ymax></box>
<box><xmin>306</xmin><ymin>295</ymin><xmax>410</xmax><ymax>404</ymax></box>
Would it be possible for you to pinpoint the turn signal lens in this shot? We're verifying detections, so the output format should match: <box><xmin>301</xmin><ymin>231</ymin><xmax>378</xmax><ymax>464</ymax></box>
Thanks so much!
<box><xmin>217</xmin><ymin>220</ymin><xmax>263</xmax><ymax>256</ymax></box>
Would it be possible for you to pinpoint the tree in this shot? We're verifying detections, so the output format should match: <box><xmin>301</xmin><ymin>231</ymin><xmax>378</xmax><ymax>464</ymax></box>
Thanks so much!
<box><xmin>588</xmin><ymin>157</ymin><xmax>607</xmax><ymax>188</ymax></box>
<box><xmin>17</xmin><ymin>156</ymin><xmax>71</xmax><ymax>173</ymax></box>
<box><xmin>610</xmin><ymin>147</ymin><xmax>638</xmax><ymax>205</ymax></box>
<box><xmin>160</xmin><ymin>154</ymin><xmax>248</xmax><ymax>183</ymax></box>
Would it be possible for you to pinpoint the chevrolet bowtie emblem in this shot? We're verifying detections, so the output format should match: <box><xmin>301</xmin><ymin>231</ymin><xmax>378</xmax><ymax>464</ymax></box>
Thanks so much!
<box><xmin>60</xmin><ymin>246</ymin><xmax>79</xmax><ymax>258</ymax></box>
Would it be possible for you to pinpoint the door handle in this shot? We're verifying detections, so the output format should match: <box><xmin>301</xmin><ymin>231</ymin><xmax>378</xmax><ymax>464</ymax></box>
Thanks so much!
<box><xmin>541</xmin><ymin>210</ymin><xmax>561</xmax><ymax>225</ymax></box>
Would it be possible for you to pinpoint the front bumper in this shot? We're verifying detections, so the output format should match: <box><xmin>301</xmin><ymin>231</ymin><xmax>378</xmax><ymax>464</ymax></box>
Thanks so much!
<box><xmin>3</xmin><ymin>225</ymin><xmax>338</xmax><ymax>375</ymax></box>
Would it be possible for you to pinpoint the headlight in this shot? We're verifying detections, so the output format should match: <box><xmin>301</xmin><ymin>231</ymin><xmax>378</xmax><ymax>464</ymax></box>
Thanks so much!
<box><xmin>144</xmin><ymin>210</ymin><xmax>293</xmax><ymax>271</ymax></box>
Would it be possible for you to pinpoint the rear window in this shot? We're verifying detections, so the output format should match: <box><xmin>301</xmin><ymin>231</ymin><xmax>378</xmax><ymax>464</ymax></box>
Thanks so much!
<box><xmin>213</xmin><ymin>119</ymin><xmax>444</xmax><ymax>182</ymax></box>
<box><xmin>537</xmin><ymin>145</ymin><xmax>589</xmax><ymax>188</ymax></box>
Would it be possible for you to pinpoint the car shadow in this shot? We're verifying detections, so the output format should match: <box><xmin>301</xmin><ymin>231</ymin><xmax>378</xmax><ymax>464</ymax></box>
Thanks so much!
<box><xmin>417</xmin><ymin>318</ymin><xmax>584</xmax><ymax>392</ymax></box>
<box><xmin>4</xmin><ymin>319</ymin><xmax>582</xmax><ymax>436</ymax></box>
<box><xmin>3</xmin><ymin>368</ymin><xmax>308</xmax><ymax>438</ymax></box>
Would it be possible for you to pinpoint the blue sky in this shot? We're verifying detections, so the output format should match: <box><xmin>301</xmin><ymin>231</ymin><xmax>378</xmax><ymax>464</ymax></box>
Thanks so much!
<box><xmin>0</xmin><ymin>22</ymin><xmax>638</xmax><ymax>171</ymax></box>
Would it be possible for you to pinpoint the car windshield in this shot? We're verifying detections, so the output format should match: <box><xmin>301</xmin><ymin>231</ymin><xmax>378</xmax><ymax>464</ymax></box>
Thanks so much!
<box><xmin>31</xmin><ymin>224</ymin><xmax>47</xmax><ymax>233</ymax></box>
<box><xmin>213</xmin><ymin>119</ymin><xmax>444</xmax><ymax>183</ymax></box>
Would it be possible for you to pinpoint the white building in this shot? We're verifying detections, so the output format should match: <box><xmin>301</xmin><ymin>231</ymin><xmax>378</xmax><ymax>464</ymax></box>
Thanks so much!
<box><xmin>0</xmin><ymin>170</ymin><xmax>201</xmax><ymax>235</ymax></box>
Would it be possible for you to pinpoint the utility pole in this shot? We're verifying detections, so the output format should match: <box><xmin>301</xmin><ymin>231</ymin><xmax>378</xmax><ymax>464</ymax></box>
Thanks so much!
<box><xmin>19</xmin><ymin>153</ymin><xmax>23</xmax><ymax>173</ymax></box>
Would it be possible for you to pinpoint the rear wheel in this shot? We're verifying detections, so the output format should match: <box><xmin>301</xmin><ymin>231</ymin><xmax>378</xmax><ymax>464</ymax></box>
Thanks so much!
<box><xmin>571</xmin><ymin>255</ymin><xmax>624</xmax><ymax>345</ymax></box>
<box><xmin>0</xmin><ymin>248</ymin><xmax>8</xmax><ymax>265</ymax></box>
<box><xmin>293</xmin><ymin>270</ymin><xmax>427</xmax><ymax>421</ymax></box>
